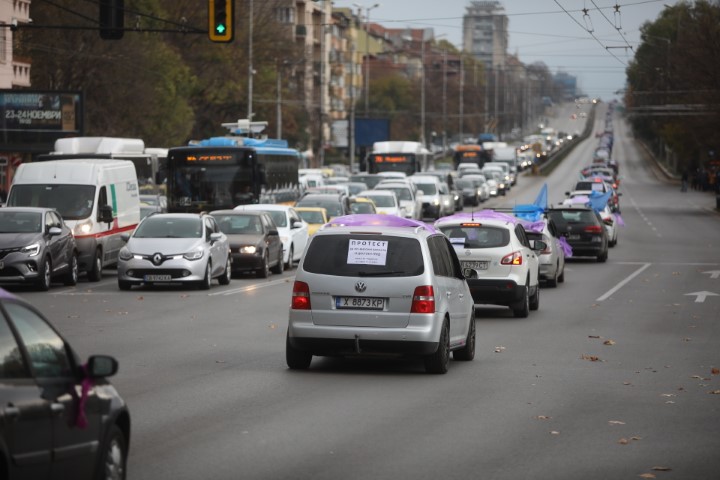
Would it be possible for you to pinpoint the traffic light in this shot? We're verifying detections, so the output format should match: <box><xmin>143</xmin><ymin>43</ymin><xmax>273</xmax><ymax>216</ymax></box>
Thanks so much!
<box><xmin>209</xmin><ymin>0</ymin><xmax>234</xmax><ymax>43</ymax></box>
<box><xmin>99</xmin><ymin>0</ymin><xmax>124</xmax><ymax>40</ymax></box>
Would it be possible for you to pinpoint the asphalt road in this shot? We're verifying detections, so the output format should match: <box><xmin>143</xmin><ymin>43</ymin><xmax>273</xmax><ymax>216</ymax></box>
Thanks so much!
<box><xmin>15</xmin><ymin>103</ymin><xmax>720</xmax><ymax>480</ymax></box>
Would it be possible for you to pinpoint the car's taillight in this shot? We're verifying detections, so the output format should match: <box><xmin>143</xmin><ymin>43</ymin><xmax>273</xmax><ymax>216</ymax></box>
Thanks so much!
<box><xmin>603</xmin><ymin>217</ymin><xmax>614</xmax><ymax>226</ymax></box>
<box><xmin>541</xmin><ymin>235</ymin><xmax>551</xmax><ymax>254</ymax></box>
<box><xmin>584</xmin><ymin>225</ymin><xmax>603</xmax><ymax>234</ymax></box>
<box><xmin>411</xmin><ymin>285</ymin><xmax>435</xmax><ymax>314</ymax></box>
<box><xmin>291</xmin><ymin>281</ymin><xmax>311</xmax><ymax>310</ymax></box>
<box><xmin>501</xmin><ymin>251</ymin><xmax>523</xmax><ymax>265</ymax></box>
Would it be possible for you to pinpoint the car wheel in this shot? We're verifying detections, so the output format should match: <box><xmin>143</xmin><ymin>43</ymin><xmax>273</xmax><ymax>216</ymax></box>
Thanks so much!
<box><xmin>271</xmin><ymin>247</ymin><xmax>284</xmax><ymax>274</ymax></box>
<box><xmin>453</xmin><ymin>310</ymin><xmax>476</xmax><ymax>361</ymax></box>
<box><xmin>88</xmin><ymin>248</ymin><xmax>103</xmax><ymax>282</ymax></box>
<box><xmin>286</xmin><ymin>330</ymin><xmax>312</xmax><ymax>370</ymax></box>
<box><xmin>199</xmin><ymin>261</ymin><xmax>212</xmax><ymax>290</ymax></box>
<box><xmin>285</xmin><ymin>245</ymin><xmax>294</xmax><ymax>270</ymax></box>
<box><xmin>425</xmin><ymin>320</ymin><xmax>450</xmax><ymax>374</ymax></box>
<box><xmin>95</xmin><ymin>424</ymin><xmax>127</xmax><ymax>480</ymax></box>
<box><xmin>118</xmin><ymin>280</ymin><xmax>132</xmax><ymax>291</ymax></box>
<box><xmin>257</xmin><ymin>252</ymin><xmax>270</xmax><ymax>279</ymax></box>
<box><xmin>558</xmin><ymin>267</ymin><xmax>565</xmax><ymax>283</ymax></box>
<box><xmin>597</xmin><ymin>249</ymin><xmax>608</xmax><ymax>263</ymax></box>
<box><xmin>36</xmin><ymin>257</ymin><xmax>52</xmax><ymax>291</ymax></box>
<box><xmin>219</xmin><ymin>256</ymin><xmax>231</xmax><ymax>285</ymax></box>
<box><xmin>64</xmin><ymin>252</ymin><xmax>79</xmax><ymax>286</ymax></box>
<box><xmin>546</xmin><ymin>266</ymin><xmax>558</xmax><ymax>288</ymax></box>
<box><xmin>609</xmin><ymin>236</ymin><xmax>617</xmax><ymax>247</ymax></box>
<box><xmin>529</xmin><ymin>284</ymin><xmax>540</xmax><ymax>311</ymax></box>
<box><xmin>512</xmin><ymin>284</ymin><xmax>530</xmax><ymax>318</ymax></box>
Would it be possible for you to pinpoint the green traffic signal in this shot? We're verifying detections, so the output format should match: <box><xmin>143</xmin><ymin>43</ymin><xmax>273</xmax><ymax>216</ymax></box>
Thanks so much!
<box><xmin>208</xmin><ymin>0</ymin><xmax>233</xmax><ymax>43</ymax></box>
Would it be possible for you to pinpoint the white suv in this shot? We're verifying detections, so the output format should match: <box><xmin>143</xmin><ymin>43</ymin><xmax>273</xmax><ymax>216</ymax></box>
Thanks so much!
<box><xmin>435</xmin><ymin>211</ymin><xmax>544</xmax><ymax>318</ymax></box>
<box><xmin>286</xmin><ymin>215</ymin><xmax>475</xmax><ymax>374</ymax></box>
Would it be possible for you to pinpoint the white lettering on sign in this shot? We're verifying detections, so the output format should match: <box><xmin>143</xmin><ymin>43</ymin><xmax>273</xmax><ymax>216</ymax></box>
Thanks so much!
<box><xmin>347</xmin><ymin>239</ymin><xmax>388</xmax><ymax>266</ymax></box>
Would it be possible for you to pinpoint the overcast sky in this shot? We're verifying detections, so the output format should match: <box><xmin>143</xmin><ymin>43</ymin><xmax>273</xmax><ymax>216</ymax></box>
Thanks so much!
<box><xmin>332</xmin><ymin>0</ymin><xmax>679</xmax><ymax>100</ymax></box>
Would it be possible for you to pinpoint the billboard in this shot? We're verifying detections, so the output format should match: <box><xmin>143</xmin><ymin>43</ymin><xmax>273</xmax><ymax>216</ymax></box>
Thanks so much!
<box><xmin>355</xmin><ymin>118</ymin><xmax>390</xmax><ymax>148</ymax></box>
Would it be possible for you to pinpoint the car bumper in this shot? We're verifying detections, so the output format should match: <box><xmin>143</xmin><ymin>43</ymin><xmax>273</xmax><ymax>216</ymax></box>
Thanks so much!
<box><xmin>466</xmin><ymin>278</ymin><xmax>526</xmax><ymax>306</ymax></box>
<box><xmin>117</xmin><ymin>257</ymin><xmax>208</xmax><ymax>284</ymax></box>
<box><xmin>288</xmin><ymin>311</ymin><xmax>443</xmax><ymax>356</ymax></box>
<box><xmin>421</xmin><ymin>203</ymin><xmax>441</xmax><ymax>218</ymax></box>
<box><xmin>0</xmin><ymin>255</ymin><xmax>42</xmax><ymax>284</ymax></box>
<box><xmin>230</xmin><ymin>252</ymin><xmax>265</xmax><ymax>272</ymax></box>
<box><xmin>538</xmin><ymin>262</ymin><xmax>558</xmax><ymax>280</ymax></box>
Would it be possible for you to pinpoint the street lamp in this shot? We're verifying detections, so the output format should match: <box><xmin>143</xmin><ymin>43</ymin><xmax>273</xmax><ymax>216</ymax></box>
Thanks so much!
<box><xmin>248</xmin><ymin>0</ymin><xmax>253</xmax><ymax>119</ymax></box>
<box><xmin>353</xmin><ymin>3</ymin><xmax>380</xmax><ymax>117</ymax></box>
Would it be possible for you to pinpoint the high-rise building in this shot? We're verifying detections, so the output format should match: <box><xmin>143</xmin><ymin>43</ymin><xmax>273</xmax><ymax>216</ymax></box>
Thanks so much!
<box><xmin>0</xmin><ymin>0</ymin><xmax>32</xmax><ymax>88</ymax></box>
<box><xmin>462</xmin><ymin>1</ymin><xmax>508</xmax><ymax>69</ymax></box>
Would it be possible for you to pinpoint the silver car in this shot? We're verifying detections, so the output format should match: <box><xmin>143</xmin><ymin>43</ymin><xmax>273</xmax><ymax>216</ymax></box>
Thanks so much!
<box><xmin>117</xmin><ymin>213</ymin><xmax>231</xmax><ymax>290</ymax></box>
<box><xmin>286</xmin><ymin>217</ymin><xmax>475</xmax><ymax>374</ymax></box>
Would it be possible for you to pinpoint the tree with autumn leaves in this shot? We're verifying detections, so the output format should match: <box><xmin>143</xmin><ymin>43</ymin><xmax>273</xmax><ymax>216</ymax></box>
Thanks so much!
<box><xmin>625</xmin><ymin>1</ymin><xmax>720</xmax><ymax>171</ymax></box>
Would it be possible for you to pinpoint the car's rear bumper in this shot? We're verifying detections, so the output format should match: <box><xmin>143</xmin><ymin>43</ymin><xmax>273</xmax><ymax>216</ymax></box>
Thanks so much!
<box><xmin>466</xmin><ymin>278</ymin><xmax>526</xmax><ymax>306</ymax></box>
<box><xmin>289</xmin><ymin>336</ymin><xmax>438</xmax><ymax>356</ymax></box>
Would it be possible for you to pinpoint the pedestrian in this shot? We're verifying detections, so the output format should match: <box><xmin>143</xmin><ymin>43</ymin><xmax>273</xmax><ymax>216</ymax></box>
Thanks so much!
<box><xmin>681</xmin><ymin>169</ymin><xmax>689</xmax><ymax>192</ymax></box>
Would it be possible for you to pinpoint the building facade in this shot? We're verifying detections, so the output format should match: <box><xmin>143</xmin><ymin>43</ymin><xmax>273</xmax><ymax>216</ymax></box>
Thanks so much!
<box><xmin>462</xmin><ymin>1</ymin><xmax>508</xmax><ymax>69</ymax></box>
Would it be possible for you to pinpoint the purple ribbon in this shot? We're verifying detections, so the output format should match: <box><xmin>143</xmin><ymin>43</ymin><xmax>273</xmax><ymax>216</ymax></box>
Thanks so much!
<box><xmin>558</xmin><ymin>236</ymin><xmax>573</xmax><ymax>258</ymax></box>
<box><xmin>436</xmin><ymin>210</ymin><xmax>520</xmax><ymax>225</ymax></box>
<box><xmin>75</xmin><ymin>364</ymin><xmax>93</xmax><ymax>429</ymax></box>
<box><xmin>328</xmin><ymin>214</ymin><xmax>437</xmax><ymax>233</ymax></box>
<box><xmin>614</xmin><ymin>213</ymin><xmax>625</xmax><ymax>227</ymax></box>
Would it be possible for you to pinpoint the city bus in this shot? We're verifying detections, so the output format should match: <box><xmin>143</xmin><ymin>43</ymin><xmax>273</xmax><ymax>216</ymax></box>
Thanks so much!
<box><xmin>365</xmin><ymin>141</ymin><xmax>429</xmax><ymax>176</ymax></box>
<box><xmin>453</xmin><ymin>144</ymin><xmax>486</xmax><ymax>170</ymax></box>
<box><xmin>166</xmin><ymin>121</ymin><xmax>301</xmax><ymax>213</ymax></box>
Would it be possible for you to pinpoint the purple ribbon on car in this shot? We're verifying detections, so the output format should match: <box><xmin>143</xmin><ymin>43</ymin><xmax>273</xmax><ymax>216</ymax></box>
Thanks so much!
<box><xmin>557</xmin><ymin>236</ymin><xmax>573</xmax><ymax>257</ymax></box>
<box><xmin>614</xmin><ymin>213</ymin><xmax>625</xmax><ymax>227</ymax></box>
<box><xmin>328</xmin><ymin>214</ymin><xmax>437</xmax><ymax>233</ymax></box>
<box><xmin>75</xmin><ymin>364</ymin><xmax>93</xmax><ymax>429</ymax></box>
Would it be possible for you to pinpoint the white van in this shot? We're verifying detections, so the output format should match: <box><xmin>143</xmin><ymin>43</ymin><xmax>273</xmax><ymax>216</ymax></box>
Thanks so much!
<box><xmin>7</xmin><ymin>160</ymin><xmax>140</xmax><ymax>281</ymax></box>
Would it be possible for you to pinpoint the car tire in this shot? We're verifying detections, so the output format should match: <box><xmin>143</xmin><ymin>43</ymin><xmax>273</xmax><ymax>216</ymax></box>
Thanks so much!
<box><xmin>199</xmin><ymin>261</ymin><xmax>212</xmax><ymax>290</ymax></box>
<box><xmin>271</xmin><ymin>248</ymin><xmax>284</xmax><ymax>274</ymax></box>
<box><xmin>597</xmin><ymin>249</ymin><xmax>608</xmax><ymax>263</ymax></box>
<box><xmin>424</xmin><ymin>320</ymin><xmax>450</xmax><ymax>374</ymax></box>
<box><xmin>63</xmin><ymin>252</ymin><xmax>79</xmax><ymax>286</ymax></box>
<box><xmin>36</xmin><ymin>257</ymin><xmax>52</xmax><ymax>291</ymax></box>
<box><xmin>286</xmin><ymin>330</ymin><xmax>312</xmax><ymax>370</ymax></box>
<box><xmin>609</xmin><ymin>236</ymin><xmax>617</xmax><ymax>247</ymax></box>
<box><xmin>558</xmin><ymin>267</ymin><xmax>565</xmax><ymax>283</ymax></box>
<box><xmin>546</xmin><ymin>266</ymin><xmax>558</xmax><ymax>288</ymax></box>
<box><xmin>219</xmin><ymin>256</ymin><xmax>231</xmax><ymax>285</ymax></box>
<box><xmin>512</xmin><ymin>284</ymin><xmax>530</xmax><ymax>318</ymax></box>
<box><xmin>529</xmin><ymin>284</ymin><xmax>540</xmax><ymax>311</ymax></box>
<box><xmin>88</xmin><ymin>248</ymin><xmax>103</xmax><ymax>282</ymax></box>
<box><xmin>285</xmin><ymin>245</ymin><xmax>294</xmax><ymax>270</ymax></box>
<box><xmin>118</xmin><ymin>280</ymin><xmax>132</xmax><ymax>291</ymax></box>
<box><xmin>95</xmin><ymin>424</ymin><xmax>127</xmax><ymax>480</ymax></box>
<box><xmin>257</xmin><ymin>252</ymin><xmax>270</xmax><ymax>279</ymax></box>
<box><xmin>453</xmin><ymin>311</ymin><xmax>476</xmax><ymax>361</ymax></box>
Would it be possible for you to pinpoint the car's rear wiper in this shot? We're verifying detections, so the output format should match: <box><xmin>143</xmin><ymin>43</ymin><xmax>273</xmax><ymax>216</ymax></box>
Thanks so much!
<box><xmin>357</xmin><ymin>270</ymin><xmax>405</xmax><ymax>277</ymax></box>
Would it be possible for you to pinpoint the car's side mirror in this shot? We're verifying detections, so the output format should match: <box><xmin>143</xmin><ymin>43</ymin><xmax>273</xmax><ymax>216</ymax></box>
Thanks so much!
<box><xmin>416</xmin><ymin>191</ymin><xmax>424</xmax><ymax>197</ymax></box>
<box><xmin>530</xmin><ymin>240</ymin><xmax>547</xmax><ymax>252</ymax></box>
<box><xmin>209</xmin><ymin>232</ymin><xmax>223</xmax><ymax>243</ymax></box>
<box><xmin>86</xmin><ymin>355</ymin><xmax>118</xmax><ymax>378</ymax></box>
<box><xmin>564</xmin><ymin>191</ymin><xmax>570</xmax><ymax>197</ymax></box>
<box><xmin>48</xmin><ymin>226</ymin><xmax>62</xmax><ymax>237</ymax></box>
<box><xmin>292</xmin><ymin>221</ymin><xmax>303</xmax><ymax>229</ymax></box>
<box><xmin>99</xmin><ymin>205</ymin><xmax>114</xmax><ymax>224</ymax></box>
<box><xmin>121</xmin><ymin>233</ymin><xmax>130</xmax><ymax>242</ymax></box>
<box><xmin>268</xmin><ymin>229</ymin><xmax>279</xmax><ymax>236</ymax></box>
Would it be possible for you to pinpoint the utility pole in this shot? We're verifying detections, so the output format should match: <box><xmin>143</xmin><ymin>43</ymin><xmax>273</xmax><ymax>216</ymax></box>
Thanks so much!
<box><xmin>349</xmin><ymin>32</ymin><xmax>356</xmax><ymax>171</ymax></box>
<box><xmin>276</xmin><ymin>63</ymin><xmax>282</xmax><ymax>139</ymax></box>
<box><xmin>247</xmin><ymin>0</ymin><xmax>253</xmax><ymax>119</ymax></box>
<box><xmin>420</xmin><ymin>36</ymin><xmax>426</xmax><ymax>149</ymax></box>
<box><xmin>318</xmin><ymin>2</ymin><xmax>327</xmax><ymax>166</ymax></box>
<box><xmin>459</xmin><ymin>55</ymin><xmax>464</xmax><ymax>144</ymax></box>
<box><xmin>442</xmin><ymin>48</ymin><xmax>447</xmax><ymax>153</ymax></box>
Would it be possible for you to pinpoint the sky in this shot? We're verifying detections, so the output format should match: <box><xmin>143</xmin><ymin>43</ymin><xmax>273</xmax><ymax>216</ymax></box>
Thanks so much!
<box><xmin>332</xmin><ymin>0</ymin><xmax>680</xmax><ymax>100</ymax></box>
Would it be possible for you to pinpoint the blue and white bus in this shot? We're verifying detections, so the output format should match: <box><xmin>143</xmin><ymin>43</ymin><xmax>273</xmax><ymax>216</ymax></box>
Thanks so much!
<box><xmin>166</xmin><ymin>120</ymin><xmax>301</xmax><ymax>213</ymax></box>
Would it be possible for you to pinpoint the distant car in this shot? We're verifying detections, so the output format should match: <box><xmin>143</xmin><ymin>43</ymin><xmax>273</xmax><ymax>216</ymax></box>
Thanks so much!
<box><xmin>295</xmin><ymin>207</ymin><xmax>329</xmax><ymax>236</ymax></box>
<box><xmin>139</xmin><ymin>194</ymin><xmax>167</xmax><ymax>211</ymax></box>
<box><xmin>117</xmin><ymin>213</ymin><xmax>232</xmax><ymax>289</ymax></box>
<box><xmin>295</xmin><ymin>193</ymin><xmax>351</xmax><ymax>220</ymax></box>
<box><xmin>287</xmin><ymin>215</ymin><xmax>475</xmax><ymax>374</ymax></box>
<box><xmin>0</xmin><ymin>207</ymin><xmax>78</xmax><ymax>290</ymax></box>
<box><xmin>547</xmin><ymin>205</ymin><xmax>609</xmax><ymax>262</ymax></box>
<box><xmin>234</xmin><ymin>204</ymin><xmax>309</xmax><ymax>269</ymax></box>
<box><xmin>374</xmin><ymin>182</ymin><xmax>423</xmax><ymax>220</ymax></box>
<box><xmin>356</xmin><ymin>190</ymin><xmax>404</xmax><ymax>217</ymax></box>
<box><xmin>348</xmin><ymin>197</ymin><xmax>377</xmax><ymax>214</ymax></box>
<box><xmin>410</xmin><ymin>175</ymin><xmax>454</xmax><ymax>219</ymax></box>
<box><xmin>461</xmin><ymin>174</ymin><xmax>491</xmax><ymax>203</ymax></box>
<box><xmin>349</xmin><ymin>173</ymin><xmax>383</xmax><ymax>189</ymax></box>
<box><xmin>523</xmin><ymin>219</ymin><xmax>566</xmax><ymax>287</ymax></box>
<box><xmin>211</xmin><ymin>210</ymin><xmax>284</xmax><ymax>277</ymax></box>
<box><xmin>454</xmin><ymin>178</ymin><xmax>481</xmax><ymax>206</ymax></box>
<box><xmin>0</xmin><ymin>287</ymin><xmax>130</xmax><ymax>479</ymax></box>
<box><xmin>436</xmin><ymin>212</ymin><xmax>544</xmax><ymax>318</ymax></box>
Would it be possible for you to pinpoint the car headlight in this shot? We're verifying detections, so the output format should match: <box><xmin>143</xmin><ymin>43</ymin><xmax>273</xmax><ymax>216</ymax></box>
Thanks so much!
<box><xmin>432</xmin><ymin>199</ymin><xmax>440</xmax><ymax>206</ymax></box>
<box><xmin>183</xmin><ymin>249</ymin><xmax>204</xmax><ymax>261</ymax></box>
<box><xmin>73</xmin><ymin>219</ymin><xmax>93</xmax><ymax>236</ymax></box>
<box><xmin>21</xmin><ymin>243</ymin><xmax>40</xmax><ymax>257</ymax></box>
<box><xmin>240</xmin><ymin>245</ymin><xmax>257</xmax><ymax>254</ymax></box>
<box><xmin>119</xmin><ymin>247</ymin><xmax>134</xmax><ymax>261</ymax></box>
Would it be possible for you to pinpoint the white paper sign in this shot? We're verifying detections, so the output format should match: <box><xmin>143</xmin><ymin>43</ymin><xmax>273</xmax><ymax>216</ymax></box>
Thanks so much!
<box><xmin>347</xmin><ymin>239</ymin><xmax>388</xmax><ymax>265</ymax></box>
<box><xmin>450</xmin><ymin>237</ymin><xmax>466</xmax><ymax>245</ymax></box>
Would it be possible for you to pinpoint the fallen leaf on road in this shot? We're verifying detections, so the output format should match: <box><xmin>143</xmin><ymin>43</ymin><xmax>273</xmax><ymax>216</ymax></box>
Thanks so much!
<box><xmin>215</xmin><ymin>360</ymin><xmax>226</xmax><ymax>364</ymax></box>
<box><xmin>638</xmin><ymin>474</ymin><xmax>657</xmax><ymax>479</ymax></box>
<box><xmin>550</xmin><ymin>431</ymin><xmax>560</xmax><ymax>435</ymax></box>
<box><xmin>691</xmin><ymin>375</ymin><xmax>703</xmax><ymax>379</ymax></box>
<box><xmin>494</xmin><ymin>346</ymin><xmax>506</xmax><ymax>353</ymax></box>
<box><xmin>269</xmin><ymin>324</ymin><xmax>277</xmax><ymax>330</ymax></box>
<box><xmin>137</xmin><ymin>296</ymin><xmax>144</xmax><ymax>300</ymax></box>
<box><xmin>67</xmin><ymin>315</ymin><xmax>79</xmax><ymax>318</ymax></box>
<box><xmin>603</xmin><ymin>340</ymin><xmax>616</xmax><ymax>346</ymax></box>
<box><xmin>665</xmin><ymin>401</ymin><xmax>675</xmax><ymax>404</ymax></box>
<box><xmin>660</xmin><ymin>393</ymin><xmax>676</xmax><ymax>397</ymax></box>
<box><xmin>623</xmin><ymin>382</ymin><xmax>632</xmax><ymax>386</ymax></box>
<box><xmin>682</xmin><ymin>338</ymin><xmax>692</xmax><ymax>342</ymax></box>
<box><xmin>588</xmin><ymin>335</ymin><xmax>601</xmax><ymax>339</ymax></box>
<box><xmin>180</xmin><ymin>294</ymin><xmax>189</xmax><ymax>298</ymax></box>
<box><xmin>709</xmin><ymin>390</ymin><xmax>720</xmax><ymax>395</ymax></box>
<box><xmin>581</xmin><ymin>354</ymin><xmax>601</xmax><ymax>362</ymax></box>
<box><xmin>608</xmin><ymin>420</ymin><xmax>626</xmax><ymax>425</ymax></box>
<box><xmin>652</xmin><ymin>467</ymin><xmax>672</xmax><ymax>472</ymax></box>
<box><xmin>631</xmin><ymin>436</ymin><xmax>642</xmax><ymax>441</ymax></box>
<box><xmin>618</xmin><ymin>438</ymin><xmax>629</xmax><ymax>445</ymax></box>
<box><xmin>534</xmin><ymin>415</ymin><xmax>551</xmax><ymax>420</ymax></box>
<box><xmin>711</xmin><ymin>368</ymin><xmax>719</xmax><ymax>375</ymax></box>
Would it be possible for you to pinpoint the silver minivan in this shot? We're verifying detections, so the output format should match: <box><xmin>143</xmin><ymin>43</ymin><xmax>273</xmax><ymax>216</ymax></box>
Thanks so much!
<box><xmin>286</xmin><ymin>217</ymin><xmax>475</xmax><ymax>374</ymax></box>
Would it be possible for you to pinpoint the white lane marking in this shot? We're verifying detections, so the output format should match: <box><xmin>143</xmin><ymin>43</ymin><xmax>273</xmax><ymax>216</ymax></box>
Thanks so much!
<box><xmin>597</xmin><ymin>262</ymin><xmax>652</xmax><ymax>302</ymax></box>
<box><xmin>208</xmin><ymin>277</ymin><xmax>293</xmax><ymax>296</ymax></box>
<box><xmin>684</xmin><ymin>291</ymin><xmax>719</xmax><ymax>303</ymax></box>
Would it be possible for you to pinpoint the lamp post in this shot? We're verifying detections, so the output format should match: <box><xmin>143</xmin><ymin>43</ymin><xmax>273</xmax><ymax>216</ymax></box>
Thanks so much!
<box><xmin>247</xmin><ymin>0</ymin><xmax>254</xmax><ymax>119</ymax></box>
<box><xmin>353</xmin><ymin>3</ymin><xmax>379</xmax><ymax>117</ymax></box>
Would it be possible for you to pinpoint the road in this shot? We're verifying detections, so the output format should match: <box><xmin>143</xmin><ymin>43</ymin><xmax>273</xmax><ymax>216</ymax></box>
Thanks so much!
<box><xmin>13</xmin><ymin>103</ymin><xmax>720</xmax><ymax>480</ymax></box>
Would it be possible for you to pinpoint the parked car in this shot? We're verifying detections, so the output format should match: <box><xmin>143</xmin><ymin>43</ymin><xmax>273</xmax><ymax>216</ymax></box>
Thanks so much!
<box><xmin>0</xmin><ymin>288</ymin><xmax>130</xmax><ymax>479</ymax></box>
<box><xmin>295</xmin><ymin>207</ymin><xmax>329</xmax><ymax>236</ymax></box>
<box><xmin>286</xmin><ymin>214</ymin><xmax>475</xmax><ymax>374</ymax></box>
<box><xmin>546</xmin><ymin>205</ymin><xmax>609</xmax><ymax>262</ymax></box>
<box><xmin>0</xmin><ymin>207</ymin><xmax>78</xmax><ymax>290</ymax></box>
<box><xmin>211</xmin><ymin>210</ymin><xmax>284</xmax><ymax>278</ymax></box>
<box><xmin>117</xmin><ymin>213</ymin><xmax>232</xmax><ymax>289</ymax></box>
<box><xmin>436</xmin><ymin>212</ymin><xmax>544</xmax><ymax>318</ymax></box>
<box><xmin>356</xmin><ymin>190</ymin><xmax>404</xmax><ymax>217</ymax></box>
<box><xmin>234</xmin><ymin>205</ymin><xmax>309</xmax><ymax>269</ymax></box>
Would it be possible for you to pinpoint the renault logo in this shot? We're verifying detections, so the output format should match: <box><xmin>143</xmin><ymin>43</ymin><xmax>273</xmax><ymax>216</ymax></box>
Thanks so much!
<box><xmin>465</xmin><ymin>250</ymin><xmax>472</xmax><ymax>256</ymax></box>
<box><xmin>152</xmin><ymin>253</ymin><xmax>164</xmax><ymax>266</ymax></box>
<box><xmin>355</xmin><ymin>281</ymin><xmax>367</xmax><ymax>293</ymax></box>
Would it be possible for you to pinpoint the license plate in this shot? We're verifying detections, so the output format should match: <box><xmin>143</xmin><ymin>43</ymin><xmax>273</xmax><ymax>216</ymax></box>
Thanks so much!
<box><xmin>336</xmin><ymin>296</ymin><xmax>385</xmax><ymax>310</ymax></box>
<box><xmin>144</xmin><ymin>274</ymin><xmax>172</xmax><ymax>282</ymax></box>
<box><xmin>462</xmin><ymin>260</ymin><xmax>489</xmax><ymax>270</ymax></box>
<box><xmin>568</xmin><ymin>234</ymin><xmax>580</xmax><ymax>240</ymax></box>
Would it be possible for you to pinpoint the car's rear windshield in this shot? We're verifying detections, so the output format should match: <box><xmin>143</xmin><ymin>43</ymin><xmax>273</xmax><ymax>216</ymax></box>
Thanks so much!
<box><xmin>547</xmin><ymin>210</ymin><xmax>598</xmax><ymax>229</ymax></box>
<box><xmin>303</xmin><ymin>234</ymin><xmax>424</xmax><ymax>277</ymax></box>
<box><xmin>438</xmin><ymin>225</ymin><xmax>509</xmax><ymax>248</ymax></box>
<box><xmin>361</xmin><ymin>195</ymin><xmax>394</xmax><ymax>208</ymax></box>
<box><xmin>574</xmin><ymin>182</ymin><xmax>605</xmax><ymax>192</ymax></box>
<box><xmin>297</xmin><ymin>200</ymin><xmax>344</xmax><ymax>217</ymax></box>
